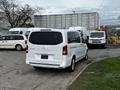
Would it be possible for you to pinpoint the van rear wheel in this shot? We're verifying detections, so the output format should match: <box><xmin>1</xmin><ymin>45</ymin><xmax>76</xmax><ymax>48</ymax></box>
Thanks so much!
<box><xmin>102</xmin><ymin>44</ymin><xmax>106</xmax><ymax>49</ymax></box>
<box><xmin>68</xmin><ymin>58</ymin><xmax>75</xmax><ymax>72</ymax></box>
<box><xmin>15</xmin><ymin>45</ymin><xmax>22</xmax><ymax>51</ymax></box>
<box><xmin>83</xmin><ymin>50</ymin><xmax>88</xmax><ymax>60</ymax></box>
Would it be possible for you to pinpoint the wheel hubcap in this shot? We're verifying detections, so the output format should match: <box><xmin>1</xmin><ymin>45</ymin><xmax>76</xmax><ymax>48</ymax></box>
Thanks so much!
<box><xmin>17</xmin><ymin>46</ymin><xmax>21</xmax><ymax>50</ymax></box>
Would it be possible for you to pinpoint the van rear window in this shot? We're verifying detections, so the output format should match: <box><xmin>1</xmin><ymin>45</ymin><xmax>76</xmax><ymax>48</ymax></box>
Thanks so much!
<box><xmin>10</xmin><ymin>31</ymin><xmax>19</xmax><ymax>34</ymax></box>
<box><xmin>29</xmin><ymin>32</ymin><xmax>63</xmax><ymax>45</ymax></box>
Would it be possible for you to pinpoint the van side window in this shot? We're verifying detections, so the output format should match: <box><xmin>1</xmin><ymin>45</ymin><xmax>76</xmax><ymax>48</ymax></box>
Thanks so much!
<box><xmin>2</xmin><ymin>36</ymin><xmax>11</xmax><ymax>40</ymax></box>
<box><xmin>68</xmin><ymin>32</ymin><xmax>73</xmax><ymax>43</ymax></box>
<box><xmin>68</xmin><ymin>32</ymin><xmax>81</xmax><ymax>43</ymax></box>
<box><xmin>10</xmin><ymin>31</ymin><xmax>19</xmax><ymax>34</ymax></box>
<box><xmin>11</xmin><ymin>36</ymin><xmax>24</xmax><ymax>40</ymax></box>
<box><xmin>25</xmin><ymin>31</ymin><xmax>30</xmax><ymax>38</ymax></box>
<box><xmin>75</xmin><ymin>32</ymin><xmax>81</xmax><ymax>43</ymax></box>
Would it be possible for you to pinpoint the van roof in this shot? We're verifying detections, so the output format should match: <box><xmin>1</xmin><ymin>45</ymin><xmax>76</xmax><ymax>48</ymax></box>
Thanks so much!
<box><xmin>30</xmin><ymin>28</ymin><xmax>79</xmax><ymax>33</ymax></box>
<box><xmin>69</xmin><ymin>27</ymin><xmax>87</xmax><ymax>30</ymax></box>
<box><xmin>27</xmin><ymin>28</ymin><xmax>52</xmax><ymax>31</ymax></box>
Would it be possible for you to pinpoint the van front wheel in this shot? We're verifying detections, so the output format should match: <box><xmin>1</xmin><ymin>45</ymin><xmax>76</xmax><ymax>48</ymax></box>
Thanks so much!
<box><xmin>33</xmin><ymin>66</ymin><xmax>40</xmax><ymax>70</ymax></box>
<box><xmin>102</xmin><ymin>44</ymin><xmax>106</xmax><ymax>49</ymax></box>
<box><xmin>68</xmin><ymin>58</ymin><xmax>75</xmax><ymax>72</ymax></box>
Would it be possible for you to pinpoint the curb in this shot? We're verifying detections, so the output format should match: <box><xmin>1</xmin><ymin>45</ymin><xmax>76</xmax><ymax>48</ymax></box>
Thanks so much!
<box><xmin>64</xmin><ymin>60</ymin><xmax>93</xmax><ymax>90</ymax></box>
<box><xmin>64</xmin><ymin>57</ymin><xmax>113</xmax><ymax>90</ymax></box>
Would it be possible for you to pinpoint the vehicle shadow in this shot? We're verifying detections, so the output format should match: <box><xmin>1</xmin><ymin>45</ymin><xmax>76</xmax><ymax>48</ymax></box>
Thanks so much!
<box><xmin>88</xmin><ymin>44</ymin><xmax>120</xmax><ymax>49</ymax></box>
<box><xmin>0</xmin><ymin>49</ymin><xmax>25</xmax><ymax>51</ymax></box>
<box><xmin>21</xmin><ymin>58</ymin><xmax>92</xmax><ymax>76</ymax></box>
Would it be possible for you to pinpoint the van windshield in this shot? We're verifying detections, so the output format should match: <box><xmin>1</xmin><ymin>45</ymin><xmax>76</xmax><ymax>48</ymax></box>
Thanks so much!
<box><xmin>29</xmin><ymin>31</ymin><xmax>63</xmax><ymax>45</ymax></box>
<box><xmin>90</xmin><ymin>32</ymin><xmax>104</xmax><ymax>38</ymax></box>
<box><xmin>25</xmin><ymin>31</ymin><xmax>30</xmax><ymax>38</ymax></box>
<box><xmin>9</xmin><ymin>31</ymin><xmax>19</xmax><ymax>34</ymax></box>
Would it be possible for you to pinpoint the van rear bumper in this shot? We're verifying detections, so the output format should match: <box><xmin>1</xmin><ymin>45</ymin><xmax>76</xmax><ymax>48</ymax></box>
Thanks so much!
<box><xmin>88</xmin><ymin>43</ymin><xmax>106</xmax><ymax>46</ymax></box>
<box><xmin>88</xmin><ymin>43</ymin><xmax>106</xmax><ymax>45</ymax></box>
<box><xmin>26</xmin><ymin>60</ymin><xmax>70</xmax><ymax>69</ymax></box>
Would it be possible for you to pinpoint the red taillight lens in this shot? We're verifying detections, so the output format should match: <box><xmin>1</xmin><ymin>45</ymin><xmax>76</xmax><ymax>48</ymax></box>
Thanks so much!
<box><xmin>26</xmin><ymin>45</ymin><xmax>28</xmax><ymax>53</ymax></box>
<box><xmin>63</xmin><ymin>45</ymin><xmax>68</xmax><ymax>55</ymax></box>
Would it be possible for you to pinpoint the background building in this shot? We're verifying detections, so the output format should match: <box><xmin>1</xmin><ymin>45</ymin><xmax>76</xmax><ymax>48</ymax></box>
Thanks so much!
<box><xmin>34</xmin><ymin>12</ymin><xmax>99</xmax><ymax>30</ymax></box>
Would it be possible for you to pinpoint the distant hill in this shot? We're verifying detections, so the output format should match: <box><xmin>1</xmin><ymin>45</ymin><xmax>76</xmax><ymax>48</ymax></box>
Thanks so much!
<box><xmin>100</xmin><ymin>19</ymin><xmax>120</xmax><ymax>26</ymax></box>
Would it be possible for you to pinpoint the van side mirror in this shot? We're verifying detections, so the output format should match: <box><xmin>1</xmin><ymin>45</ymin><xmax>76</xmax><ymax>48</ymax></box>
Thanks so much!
<box><xmin>20</xmin><ymin>31</ymin><xmax>23</xmax><ymax>34</ymax></box>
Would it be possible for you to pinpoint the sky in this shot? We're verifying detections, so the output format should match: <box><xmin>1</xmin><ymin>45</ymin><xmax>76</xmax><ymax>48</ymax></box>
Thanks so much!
<box><xmin>20</xmin><ymin>0</ymin><xmax>120</xmax><ymax>20</ymax></box>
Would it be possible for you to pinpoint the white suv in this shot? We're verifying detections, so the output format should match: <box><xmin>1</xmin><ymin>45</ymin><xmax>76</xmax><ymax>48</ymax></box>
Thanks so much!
<box><xmin>26</xmin><ymin>29</ymin><xmax>88</xmax><ymax>71</ymax></box>
<box><xmin>0</xmin><ymin>34</ymin><xmax>27</xmax><ymax>51</ymax></box>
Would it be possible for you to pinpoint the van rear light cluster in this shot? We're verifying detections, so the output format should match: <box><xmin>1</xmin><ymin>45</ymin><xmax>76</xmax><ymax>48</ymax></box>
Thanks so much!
<box><xmin>63</xmin><ymin>45</ymin><xmax>68</xmax><ymax>55</ymax></box>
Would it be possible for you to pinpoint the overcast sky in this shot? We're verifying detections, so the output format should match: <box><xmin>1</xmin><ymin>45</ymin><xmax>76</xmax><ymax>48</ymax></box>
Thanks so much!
<box><xmin>20</xmin><ymin>0</ymin><xmax>120</xmax><ymax>19</ymax></box>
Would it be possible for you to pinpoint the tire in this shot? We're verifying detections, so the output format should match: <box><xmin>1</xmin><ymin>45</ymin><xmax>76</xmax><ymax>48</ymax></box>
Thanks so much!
<box><xmin>102</xmin><ymin>44</ymin><xmax>106</xmax><ymax>49</ymax></box>
<box><xmin>33</xmin><ymin>66</ymin><xmax>39</xmax><ymax>70</ymax></box>
<box><xmin>15</xmin><ymin>45</ymin><xmax>22</xmax><ymax>51</ymax></box>
<box><xmin>83</xmin><ymin>50</ymin><xmax>88</xmax><ymax>60</ymax></box>
<box><xmin>68</xmin><ymin>58</ymin><xmax>75</xmax><ymax>72</ymax></box>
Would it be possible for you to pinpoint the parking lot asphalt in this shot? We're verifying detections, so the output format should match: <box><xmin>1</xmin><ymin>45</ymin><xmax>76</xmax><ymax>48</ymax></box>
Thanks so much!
<box><xmin>0</xmin><ymin>47</ymin><xmax>120</xmax><ymax>90</ymax></box>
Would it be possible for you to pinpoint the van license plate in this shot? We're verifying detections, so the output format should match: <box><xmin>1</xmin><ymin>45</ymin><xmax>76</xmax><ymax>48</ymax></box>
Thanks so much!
<box><xmin>41</xmin><ymin>55</ymin><xmax>48</xmax><ymax>59</ymax></box>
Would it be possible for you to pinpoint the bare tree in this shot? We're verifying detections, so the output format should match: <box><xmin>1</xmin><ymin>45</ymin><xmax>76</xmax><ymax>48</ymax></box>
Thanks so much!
<box><xmin>0</xmin><ymin>0</ymin><xmax>43</xmax><ymax>28</ymax></box>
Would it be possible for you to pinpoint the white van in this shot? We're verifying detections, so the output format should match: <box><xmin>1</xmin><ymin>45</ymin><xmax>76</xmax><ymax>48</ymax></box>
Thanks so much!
<box><xmin>9</xmin><ymin>28</ymin><xmax>28</xmax><ymax>35</ymax></box>
<box><xmin>88</xmin><ymin>31</ymin><xmax>107</xmax><ymax>48</ymax></box>
<box><xmin>26</xmin><ymin>29</ymin><xmax>88</xmax><ymax>71</ymax></box>
<box><xmin>69</xmin><ymin>27</ymin><xmax>90</xmax><ymax>43</ymax></box>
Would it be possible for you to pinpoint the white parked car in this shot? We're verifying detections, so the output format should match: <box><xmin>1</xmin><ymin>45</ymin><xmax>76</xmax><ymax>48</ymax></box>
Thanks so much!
<box><xmin>9</xmin><ymin>28</ymin><xmax>28</xmax><ymax>35</ymax></box>
<box><xmin>0</xmin><ymin>34</ymin><xmax>27</xmax><ymax>51</ymax></box>
<box><xmin>26</xmin><ymin>28</ymin><xmax>88</xmax><ymax>72</ymax></box>
<box><xmin>88</xmin><ymin>31</ymin><xmax>107</xmax><ymax>48</ymax></box>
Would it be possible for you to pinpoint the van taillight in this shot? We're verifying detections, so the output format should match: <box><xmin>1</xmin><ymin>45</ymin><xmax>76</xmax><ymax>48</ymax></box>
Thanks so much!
<box><xmin>26</xmin><ymin>45</ymin><xmax>28</xmax><ymax>53</ymax></box>
<box><xmin>63</xmin><ymin>45</ymin><xmax>68</xmax><ymax>55</ymax></box>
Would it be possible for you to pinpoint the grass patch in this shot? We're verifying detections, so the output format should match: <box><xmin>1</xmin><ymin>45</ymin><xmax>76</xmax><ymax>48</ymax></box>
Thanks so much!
<box><xmin>67</xmin><ymin>57</ymin><xmax>120</xmax><ymax>90</ymax></box>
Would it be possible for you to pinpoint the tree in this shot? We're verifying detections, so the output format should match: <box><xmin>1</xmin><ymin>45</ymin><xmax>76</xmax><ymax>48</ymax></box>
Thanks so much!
<box><xmin>0</xmin><ymin>0</ymin><xmax>43</xmax><ymax>28</ymax></box>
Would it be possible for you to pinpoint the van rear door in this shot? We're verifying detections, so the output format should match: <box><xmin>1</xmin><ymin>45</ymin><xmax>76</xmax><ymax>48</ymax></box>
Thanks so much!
<box><xmin>28</xmin><ymin>31</ymin><xmax>64</xmax><ymax>63</ymax></box>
